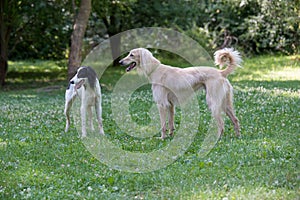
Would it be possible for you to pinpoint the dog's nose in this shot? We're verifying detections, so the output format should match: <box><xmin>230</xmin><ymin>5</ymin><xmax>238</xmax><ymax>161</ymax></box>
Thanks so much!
<box><xmin>70</xmin><ymin>81</ymin><xmax>74</xmax><ymax>84</ymax></box>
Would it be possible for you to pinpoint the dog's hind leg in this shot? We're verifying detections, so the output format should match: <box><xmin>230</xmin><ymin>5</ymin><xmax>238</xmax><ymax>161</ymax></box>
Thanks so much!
<box><xmin>226</xmin><ymin>107</ymin><xmax>240</xmax><ymax>137</ymax></box>
<box><xmin>209</xmin><ymin>102</ymin><xmax>224</xmax><ymax>137</ymax></box>
<box><xmin>168</xmin><ymin>104</ymin><xmax>175</xmax><ymax>136</ymax></box>
<box><xmin>214</xmin><ymin>111</ymin><xmax>224</xmax><ymax>137</ymax></box>
<box><xmin>81</xmin><ymin>105</ymin><xmax>87</xmax><ymax>137</ymax></box>
<box><xmin>223</xmin><ymin>83</ymin><xmax>241</xmax><ymax>137</ymax></box>
<box><xmin>225</xmin><ymin>92</ymin><xmax>240</xmax><ymax>137</ymax></box>
<box><xmin>95</xmin><ymin>98</ymin><xmax>104</xmax><ymax>135</ymax></box>
<box><xmin>64</xmin><ymin>106</ymin><xmax>71</xmax><ymax>132</ymax></box>
<box><xmin>206</xmin><ymin>89</ymin><xmax>224</xmax><ymax>138</ymax></box>
<box><xmin>158</xmin><ymin>105</ymin><xmax>167</xmax><ymax>139</ymax></box>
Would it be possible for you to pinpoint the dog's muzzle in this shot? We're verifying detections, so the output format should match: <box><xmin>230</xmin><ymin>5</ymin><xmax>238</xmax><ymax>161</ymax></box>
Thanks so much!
<box><xmin>67</xmin><ymin>81</ymin><xmax>75</xmax><ymax>90</ymax></box>
<box><xmin>119</xmin><ymin>60</ymin><xmax>137</xmax><ymax>72</ymax></box>
<box><xmin>126</xmin><ymin>62</ymin><xmax>136</xmax><ymax>72</ymax></box>
<box><xmin>75</xmin><ymin>80</ymin><xmax>85</xmax><ymax>89</ymax></box>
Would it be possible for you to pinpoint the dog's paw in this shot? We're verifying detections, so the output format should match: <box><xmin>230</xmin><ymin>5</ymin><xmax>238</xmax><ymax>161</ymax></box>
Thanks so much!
<box><xmin>160</xmin><ymin>136</ymin><xmax>166</xmax><ymax>140</ymax></box>
<box><xmin>65</xmin><ymin>124</ymin><xmax>70</xmax><ymax>132</ymax></box>
<box><xmin>81</xmin><ymin>131</ymin><xmax>87</xmax><ymax>138</ymax></box>
<box><xmin>99</xmin><ymin>127</ymin><xmax>105</xmax><ymax>135</ymax></box>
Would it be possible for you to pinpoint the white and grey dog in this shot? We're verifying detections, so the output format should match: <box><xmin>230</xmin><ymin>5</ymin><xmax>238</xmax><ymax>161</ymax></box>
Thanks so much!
<box><xmin>64</xmin><ymin>66</ymin><xmax>104</xmax><ymax>137</ymax></box>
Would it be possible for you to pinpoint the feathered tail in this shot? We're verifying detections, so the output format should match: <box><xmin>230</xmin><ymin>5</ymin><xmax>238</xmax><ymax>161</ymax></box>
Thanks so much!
<box><xmin>214</xmin><ymin>48</ymin><xmax>242</xmax><ymax>77</ymax></box>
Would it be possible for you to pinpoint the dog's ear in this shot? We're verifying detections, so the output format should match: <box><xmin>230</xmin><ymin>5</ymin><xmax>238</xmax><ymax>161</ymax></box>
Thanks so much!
<box><xmin>139</xmin><ymin>48</ymin><xmax>160</xmax><ymax>75</ymax></box>
<box><xmin>77</xmin><ymin>67</ymin><xmax>88</xmax><ymax>78</ymax></box>
<box><xmin>86</xmin><ymin>67</ymin><xmax>97</xmax><ymax>88</ymax></box>
<box><xmin>77</xmin><ymin>66</ymin><xmax>97</xmax><ymax>88</ymax></box>
<box><xmin>140</xmin><ymin>48</ymin><xmax>151</xmax><ymax>68</ymax></box>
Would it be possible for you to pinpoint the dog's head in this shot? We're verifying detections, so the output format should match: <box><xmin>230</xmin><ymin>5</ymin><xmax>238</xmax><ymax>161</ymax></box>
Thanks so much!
<box><xmin>69</xmin><ymin>66</ymin><xmax>97</xmax><ymax>90</ymax></box>
<box><xmin>119</xmin><ymin>48</ymin><xmax>160</xmax><ymax>76</ymax></box>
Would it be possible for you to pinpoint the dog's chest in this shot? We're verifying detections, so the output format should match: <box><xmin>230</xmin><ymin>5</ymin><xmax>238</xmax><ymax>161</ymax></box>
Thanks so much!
<box><xmin>152</xmin><ymin>84</ymin><xmax>178</xmax><ymax>107</ymax></box>
<box><xmin>87</xmin><ymin>92</ymin><xmax>97</xmax><ymax>104</ymax></box>
<box><xmin>79</xmin><ymin>89</ymin><xmax>96</xmax><ymax>105</ymax></box>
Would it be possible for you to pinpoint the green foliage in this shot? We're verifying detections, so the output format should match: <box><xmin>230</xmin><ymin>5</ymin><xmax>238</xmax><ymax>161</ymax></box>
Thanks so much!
<box><xmin>0</xmin><ymin>55</ymin><xmax>299</xmax><ymax>198</ymax></box>
<box><xmin>8</xmin><ymin>0</ymin><xmax>73</xmax><ymax>60</ymax></box>
<box><xmin>92</xmin><ymin>0</ymin><xmax>300</xmax><ymax>56</ymax></box>
<box><xmin>194</xmin><ymin>0</ymin><xmax>299</xmax><ymax>54</ymax></box>
<box><xmin>239</xmin><ymin>0</ymin><xmax>299</xmax><ymax>54</ymax></box>
<box><xmin>6</xmin><ymin>0</ymin><xmax>300</xmax><ymax>60</ymax></box>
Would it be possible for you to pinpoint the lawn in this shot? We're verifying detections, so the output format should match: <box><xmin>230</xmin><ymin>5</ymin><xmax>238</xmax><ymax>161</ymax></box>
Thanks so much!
<box><xmin>0</xmin><ymin>54</ymin><xmax>299</xmax><ymax>199</ymax></box>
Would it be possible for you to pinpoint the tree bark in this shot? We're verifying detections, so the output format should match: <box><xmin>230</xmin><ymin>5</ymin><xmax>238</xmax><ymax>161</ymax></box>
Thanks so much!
<box><xmin>0</xmin><ymin>33</ymin><xmax>8</xmax><ymax>87</ymax></box>
<box><xmin>67</xmin><ymin>0</ymin><xmax>92</xmax><ymax>81</ymax></box>
<box><xmin>109</xmin><ymin>32</ymin><xmax>121</xmax><ymax>66</ymax></box>
<box><xmin>0</xmin><ymin>0</ymin><xmax>10</xmax><ymax>87</ymax></box>
<box><xmin>0</xmin><ymin>58</ymin><xmax>8</xmax><ymax>87</ymax></box>
<box><xmin>102</xmin><ymin>4</ymin><xmax>122</xmax><ymax>67</ymax></box>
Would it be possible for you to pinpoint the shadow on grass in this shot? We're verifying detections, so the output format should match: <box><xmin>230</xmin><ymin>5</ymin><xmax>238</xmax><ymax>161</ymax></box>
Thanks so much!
<box><xmin>235</xmin><ymin>80</ymin><xmax>300</xmax><ymax>91</ymax></box>
<box><xmin>4</xmin><ymin>71</ymin><xmax>67</xmax><ymax>91</ymax></box>
<box><xmin>2</xmin><ymin>60</ymin><xmax>67</xmax><ymax>91</ymax></box>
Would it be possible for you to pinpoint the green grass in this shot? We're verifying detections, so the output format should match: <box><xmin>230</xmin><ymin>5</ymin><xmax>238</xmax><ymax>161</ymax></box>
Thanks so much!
<box><xmin>0</xmin><ymin>54</ymin><xmax>299</xmax><ymax>199</ymax></box>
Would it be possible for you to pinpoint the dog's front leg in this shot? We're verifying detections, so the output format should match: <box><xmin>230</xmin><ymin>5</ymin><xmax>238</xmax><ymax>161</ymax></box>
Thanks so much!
<box><xmin>95</xmin><ymin>98</ymin><xmax>104</xmax><ymax>135</ymax></box>
<box><xmin>158</xmin><ymin>105</ymin><xmax>167</xmax><ymax>139</ymax></box>
<box><xmin>81</xmin><ymin>104</ymin><xmax>87</xmax><ymax>138</ymax></box>
<box><xmin>64</xmin><ymin>90</ymin><xmax>76</xmax><ymax>132</ymax></box>
<box><xmin>87</xmin><ymin>106</ymin><xmax>94</xmax><ymax>131</ymax></box>
<box><xmin>64</xmin><ymin>102</ymin><xmax>71</xmax><ymax>132</ymax></box>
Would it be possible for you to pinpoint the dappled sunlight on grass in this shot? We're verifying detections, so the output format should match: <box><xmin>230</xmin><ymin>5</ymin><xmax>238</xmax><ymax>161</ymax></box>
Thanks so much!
<box><xmin>263</xmin><ymin>67</ymin><xmax>300</xmax><ymax>80</ymax></box>
<box><xmin>236</xmin><ymin>85</ymin><xmax>299</xmax><ymax>98</ymax></box>
<box><xmin>188</xmin><ymin>186</ymin><xmax>297</xmax><ymax>199</ymax></box>
<box><xmin>232</xmin><ymin>55</ymin><xmax>300</xmax><ymax>82</ymax></box>
<box><xmin>5</xmin><ymin>60</ymin><xmax>67</xmax><ymax>90</ymax></box>
<box><xmin>8</xmin><ymin>60</ymin><xmax>67</xmax><ymax>72</ymax></box>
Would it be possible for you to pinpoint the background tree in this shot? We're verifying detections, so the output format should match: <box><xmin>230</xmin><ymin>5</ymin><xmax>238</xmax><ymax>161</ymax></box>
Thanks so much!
<box><xmin>0</xmin><ymin>0</ymin><xmax>26</xmax><ymax>86</ymax></box>
<box><xmin>90</xmin><ymin>0</ymin><xmax>200</xmax><ymax>65</ymax></box>
<box><xmin>1</xmin><ymin>0</ymin><xmax>73</xmax><ymax>87</ymax></box>
<box><xmin>8</xmin><ymin>1</ymin><xmax>73</xmax><ymax>60</ymax></box>
<box><xmin>92</xmin><ymin>0</ymin><xmax>136</xmax><ymax>66</ymax></box>
<box><xmin>68</xmin><ymin>0</ymin><xmax>92</xmax><ymax>80</ymax></box>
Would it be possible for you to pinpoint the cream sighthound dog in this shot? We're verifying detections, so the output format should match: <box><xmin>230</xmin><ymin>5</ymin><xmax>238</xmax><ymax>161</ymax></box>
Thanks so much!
<box><xmin>119</xmin><ymin>48</ymin><xmax>242</xmax><ymax>139</ymax></box>
<box><xmin>64</xmin><ymin>66</ymin><xmax>104</xmax><ymax>138</ymax></box>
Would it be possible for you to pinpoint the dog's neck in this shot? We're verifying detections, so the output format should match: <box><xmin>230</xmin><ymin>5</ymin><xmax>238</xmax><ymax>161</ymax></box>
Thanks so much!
<box><xmin>84</xmin><ymin>83</ymin><xmax>95</xmax><ymax>92</ymax></box>
<box><xmin>142</xmin><ymin>57</ymin><xmax>161</xmax><ymax>78</ymax></box>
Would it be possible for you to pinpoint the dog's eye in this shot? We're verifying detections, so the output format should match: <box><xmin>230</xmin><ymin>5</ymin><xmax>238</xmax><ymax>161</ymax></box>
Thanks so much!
<box><xmin>130</xmin><ymin>53</ymin><xmax>134</xmax><ymax>57</ymax></box>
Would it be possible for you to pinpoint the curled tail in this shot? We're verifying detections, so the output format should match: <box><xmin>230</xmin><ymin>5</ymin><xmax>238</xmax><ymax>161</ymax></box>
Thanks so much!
<box><xmin>214</xmin><ymin>48</ymin><xmax>242</xmax><ymax>77</ymax></box>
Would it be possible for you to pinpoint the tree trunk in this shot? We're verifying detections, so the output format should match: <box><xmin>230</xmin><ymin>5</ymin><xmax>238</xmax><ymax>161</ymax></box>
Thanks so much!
<box><xmin>0</xmin><ymin>34</ymin><xmax>8</xmax><ymax>87</ymax></box>
<box><xmin>109</xmin><ymin>33</ymin><xmax>121</xmax><ymax>66</ymax></box>
<box><xmin>102</xmin><ymin>4</ymin><xmax>122</xmax><ymax>67</ymax></box>
<box><xmin>0</xmin><ymin>0</ymin><xmax>10</xmax><ymax>87</ymax></box>
<box><xmin>67</xmin><ymin>0</ymin><xmax>92</xmax><ymax>81</ymax></box>
<box><xmin>0</xmin><ymin>59</ymin><xmax>8</xmax><ymax>87</ymax></box>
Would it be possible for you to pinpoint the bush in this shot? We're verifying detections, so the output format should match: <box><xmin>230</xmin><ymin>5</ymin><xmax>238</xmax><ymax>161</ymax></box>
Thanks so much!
<box><xmin>239</xmin><ymin>0</ymin><xmax>299</xmax><ymax>54</ymax></box>
<box><xmin>193</xmin><ymin>0</ymin><xmax>299</xmax><ymax>55</ymax></box>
